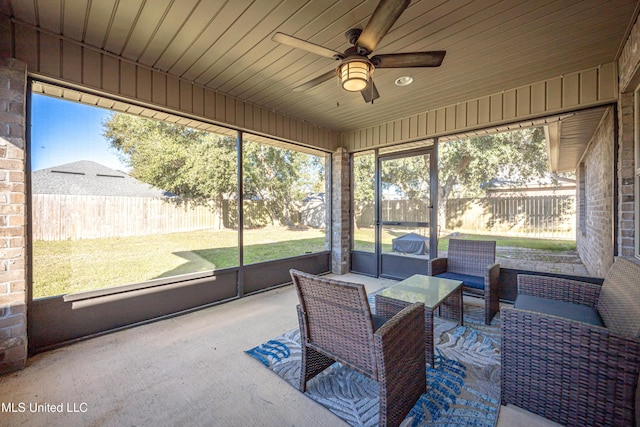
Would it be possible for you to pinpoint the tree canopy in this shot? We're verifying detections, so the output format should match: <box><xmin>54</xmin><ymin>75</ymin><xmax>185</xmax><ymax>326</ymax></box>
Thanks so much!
<box><xmin>351</xmin><ymin>128</ymin><xmax>549</xmax><ymax>226</ymax></box>
<box><xmin>102</xmin><ymin>112</ymin><xmax>325</xmax><ymax>227</ymax></box>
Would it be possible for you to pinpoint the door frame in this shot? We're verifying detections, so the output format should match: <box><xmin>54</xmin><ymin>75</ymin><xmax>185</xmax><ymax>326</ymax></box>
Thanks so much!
<box><xmin>375</xmin><ymin>144</ymin><xmax>438</xmax><ymax>279</ymax></box>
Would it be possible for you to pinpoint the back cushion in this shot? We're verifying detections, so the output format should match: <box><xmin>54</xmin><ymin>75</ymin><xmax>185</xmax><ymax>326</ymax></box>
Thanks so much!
<box><xmin>447</xmin><ymin>239</ymin><xmax>496</xmax><ymax>276</ymax></box>
<box><xmin>596</xmin><ymin>258</ymin><xmax>640</xmax><ymax>338</ymax></box>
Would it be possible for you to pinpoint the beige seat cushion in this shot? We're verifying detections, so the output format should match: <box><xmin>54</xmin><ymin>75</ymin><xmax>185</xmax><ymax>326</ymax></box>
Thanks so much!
<box><xmin>596</xmin><ymin>257</ymin><xmax>640</xmax><ymax>338</ymax></box>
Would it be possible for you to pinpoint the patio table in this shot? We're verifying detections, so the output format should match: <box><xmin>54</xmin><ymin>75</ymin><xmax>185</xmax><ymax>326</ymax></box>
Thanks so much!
<box><xmin>375</xmin><ymin>274</ymin><xmax>463</xmax><ymax>367</ymax></box>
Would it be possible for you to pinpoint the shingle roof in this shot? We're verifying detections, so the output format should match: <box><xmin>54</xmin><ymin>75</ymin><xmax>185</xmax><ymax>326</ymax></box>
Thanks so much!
<box><xmin>32</xmin><ymin>160</ymin><xmax>173</xmax><ymax>197</ymax></box>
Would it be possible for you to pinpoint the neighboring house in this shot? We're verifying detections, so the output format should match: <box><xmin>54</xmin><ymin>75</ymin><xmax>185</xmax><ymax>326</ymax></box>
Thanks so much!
<box><xmin>32</xmin><ymin>160</ymin><xmax>173</xmax><ymax>197</ymax></box>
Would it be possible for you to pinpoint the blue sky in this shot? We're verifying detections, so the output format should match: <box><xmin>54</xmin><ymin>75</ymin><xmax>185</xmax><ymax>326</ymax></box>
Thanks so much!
<box><xmin>30</xmin><ymin>94</ymin><xmax>129</xmax><ymax>171</ymax></box>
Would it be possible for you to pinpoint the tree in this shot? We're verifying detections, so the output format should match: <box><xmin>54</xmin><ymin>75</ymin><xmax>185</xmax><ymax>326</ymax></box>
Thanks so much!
<box><xmin>438</xmin><ymin>128</ymin><xmax>548</xmax><ymax>227</ymax></box>
<box><xmin>351</xmin><ymin>127</ymin><xmax>549</xmax><ymax>230</ymax></box>
<box><xmin>102</xmin><ymin>112</ymin><xmax>323</xmax><ymax>228</ymax></box>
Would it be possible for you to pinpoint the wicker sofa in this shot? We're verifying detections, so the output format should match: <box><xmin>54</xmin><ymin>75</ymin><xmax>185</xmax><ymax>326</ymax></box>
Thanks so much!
<box><xmin>501</xmin><ymin>257</ymin><xmax>640</xmax><ymax>427</ymax></box>
<box><xmin>290</xmin><ymin>269</ymin><xmax>426</xmax><ymax>427</ymax></box>
<box><xmin>427</xmin><ymin>238</ymin><xmax>500</xmax><ymax>324</ymax></box>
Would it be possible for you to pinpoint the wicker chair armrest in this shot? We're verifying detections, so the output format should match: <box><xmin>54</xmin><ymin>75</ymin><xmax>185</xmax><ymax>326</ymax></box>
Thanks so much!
<box><xmin>501</xmin><ymin>306</ymin><xmax>640</xmax><ymax>426</ymax></box>
<box><xmin>486</xmin><ymin>262</ymin><xmax>500</xmax><ymax>284</ymax></box>
<box><xmin>517</xmin><ymin>274</ymin><xmax>601</xmax><ymax>306</ymax></box>
<box><xmin>374</xmin><ymin>302</ymin><xmax>426</xmax><ymax>426</ymax></box>
<box><xmin>427</xmin><ymin>257</ymin><xmax>448</xmax><ymax>276</ymax></box>
<box><xmin>374</xmin><ymin>302</ymin><xmax>425</xmax><ymax>356</ymax></box>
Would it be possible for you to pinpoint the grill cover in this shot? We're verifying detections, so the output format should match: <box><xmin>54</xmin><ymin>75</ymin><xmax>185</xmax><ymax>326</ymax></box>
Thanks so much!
<box><xmin>391</xmin><ymin>233</ymin><xmax>429</xmax><ymax>255</ymax></box>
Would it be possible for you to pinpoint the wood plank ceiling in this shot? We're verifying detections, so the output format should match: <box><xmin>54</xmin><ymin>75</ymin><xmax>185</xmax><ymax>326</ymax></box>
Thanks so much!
<box><xmin>2</xmin><ymin>0</ymin><xmax>637</xmax><ymax>135</ymax></box>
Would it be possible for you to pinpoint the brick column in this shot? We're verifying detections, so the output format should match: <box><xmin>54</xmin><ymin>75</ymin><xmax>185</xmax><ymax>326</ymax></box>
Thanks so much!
<box><xmin>618</xmin><ymin>92</ymin><xmax>635</xmax><ymax>258</ymax></box>
<box><xmin>331</xmin><ymin>147</ymin><xmax>350</xmax><ymax>274</ymax></box>
<box><xmin>0</xmin><ymin>57</ymin><xmax>27</xmax><ymax>374</ymax></box>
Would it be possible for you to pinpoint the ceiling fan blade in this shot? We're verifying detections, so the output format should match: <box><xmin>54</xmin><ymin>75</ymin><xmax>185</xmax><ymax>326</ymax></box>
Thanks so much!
<box><xmin>356</xmin><ymin>0</ymin><xmax>410</xmax><ymax>54</ymax></box>
<box><xmin>361</xmin><ymin>79</ymin><xmax>380</xmax><ymax>103</ymax></box>
<box><xmin>293</xmin><ymin>69</ymin><xmax>336</xmax><ymax>92</ymax></box>
<box><xmin>371</xmin><ymin>51</ymin><xmax>446</xmax><ymax>68</ymax></box>
<box><xmin>272</xmin><ymin>32</ymin><xmax>344</xmax><ymax>59</ymax></box>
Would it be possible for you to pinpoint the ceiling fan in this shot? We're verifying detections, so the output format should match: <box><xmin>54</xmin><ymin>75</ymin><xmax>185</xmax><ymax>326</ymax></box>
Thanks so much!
<box><xmin>272</xmin><ymin>0</ymin><xmax>446</xmax><ymax>104</ymax></box>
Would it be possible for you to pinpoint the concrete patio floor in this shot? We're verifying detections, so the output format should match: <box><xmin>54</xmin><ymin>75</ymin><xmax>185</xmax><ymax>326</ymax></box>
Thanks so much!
<box><xmin>0</xmin><ymin>273</ymin><xmax>562</xmax><ymax>427</ymax></box>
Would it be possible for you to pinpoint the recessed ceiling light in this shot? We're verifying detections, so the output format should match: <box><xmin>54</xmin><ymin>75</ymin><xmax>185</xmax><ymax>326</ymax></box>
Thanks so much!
<box><xmin>395</xmin><ymin>76</ymin><xmax>414</xmax><ymax>87</ymax></box>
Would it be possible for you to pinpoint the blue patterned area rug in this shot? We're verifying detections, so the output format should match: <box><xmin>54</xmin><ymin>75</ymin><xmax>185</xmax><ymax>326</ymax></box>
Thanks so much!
<box><xmin>245</xmin><ymin>299</ymin><xmax>501</xmax><ymax>427</ymax></box>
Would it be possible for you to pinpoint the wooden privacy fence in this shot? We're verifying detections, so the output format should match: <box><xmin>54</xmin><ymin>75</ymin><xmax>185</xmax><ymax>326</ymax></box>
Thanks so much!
<box><xmin>354</xmin><ymin>194</ymin><xmax>576</xmax><ymax>239</ymax></box>
<box><xmin>446</xmin><ymin>195</ymin><xmax>576</xmax><ymax>238</ymax></box>
<box><xmin>32</xmin><ymin>194</ymin><xmax>224</xmax><ymax>241</ymax></box>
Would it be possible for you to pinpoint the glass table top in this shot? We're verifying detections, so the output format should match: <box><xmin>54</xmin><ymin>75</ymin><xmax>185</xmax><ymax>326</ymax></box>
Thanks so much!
<box><xmin>377</xmin><ymin>274</ymin><xmax>462</xmax><ymax>308</ymax></box>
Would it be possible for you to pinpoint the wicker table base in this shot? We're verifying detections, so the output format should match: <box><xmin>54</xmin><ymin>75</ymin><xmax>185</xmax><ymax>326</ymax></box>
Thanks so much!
<box><xmin>375</xmin><ymin>275</ymin><xmax>463</xmax><ymax>367</ymax></box>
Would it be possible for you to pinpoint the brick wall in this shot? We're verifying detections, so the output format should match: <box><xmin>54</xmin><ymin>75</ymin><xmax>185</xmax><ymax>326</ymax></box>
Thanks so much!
<box><xmin>576</xmin><ymin>108</ymin><xmax>615</xmax><ymax>277</ymax></box>
<box><xmin>618</xmin><ymin>12</ymin><xmax>639</xmax><ymax>262</ymax></box>
<box><xmin>331</xmin><ymin>147</ymin><xmax>350</xmax><ymax>274</ymax></box>
<box><xmin>618</xmin><ymin>92</ymin><xmax>635</xmax><ymax>258</ymax></box>
<box><xmin>0</xmin><ymin>57</ymin><xmax>27</xmax><ymax>374</ymax></box>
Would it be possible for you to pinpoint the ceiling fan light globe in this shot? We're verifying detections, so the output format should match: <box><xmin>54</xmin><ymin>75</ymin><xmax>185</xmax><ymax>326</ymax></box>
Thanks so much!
<box><xmin>339</xmin><ymin>61</ymin><xmax>371</xmax><ymax>92</ymax></box>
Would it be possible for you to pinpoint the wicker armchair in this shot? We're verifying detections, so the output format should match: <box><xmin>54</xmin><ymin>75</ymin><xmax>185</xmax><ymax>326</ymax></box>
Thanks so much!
<box><xmin>501</xmin><ymin>257</ymin><xmax>640</xmax><ymax>427</ymax></box>
<box><xmin>290</xmin><ymin>269</ymin><xmax>426</xmax><ymax>427</ymax></box>
<box><xmin>427</xmin><ymin>239</ymin><xmax>500</xmax><ymax>324</ymax></box>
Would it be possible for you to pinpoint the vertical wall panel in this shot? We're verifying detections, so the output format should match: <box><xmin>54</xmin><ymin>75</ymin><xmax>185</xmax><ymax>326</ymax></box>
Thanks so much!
<box><xmin>436</xmin><ymin>108</ymin><xmax>446</xmax><ymax>133</ymax></box>
<box><xmin>546</xmin><ymin>77</ymin><xmax>562</xmax><ymax>111</ymax></box>
<box><xmin>37</xmin><ymin>33</ymin><xmax>60</xmax><ymax>77</ymax></box>
<box><xmin>531</xmin><ymin>82</ymin><xmax>546</xmax><ymax>114</ymax></box>
<box><xmin>135</xmin><ymin>67</ymin><xmax>151</xmax><ymax>102</ymax></box>
<box><xmin>215</xmin><ymin>92</ymin><xmax>226</xmax><ymax>123</ymax></box>
<box><xmin>102</xmin><ymin>56</ymin><xmax>120</xmax><ymax>93</ymax></box>
<box><xmin>516</xmin><ymin>86</ymin><xmax>530</xmax><ymax>116</ymax></box>
<box><xmin>466</xmin><ymin>100</ymin><xmax>478</xmax><ymax>126</ymax></box>
<box><xmin>274</xmin><ymin>112</ymin><xmax>283</xmax><ymax>137</ymax></box>
<box><xmin>120</xmin><ymin>61</ymin><xmax>137</xmax><ymax>98</ymax></box>
<box><xmin>15</xmin><ymin>27</ymin><xmax>39</xmax><ymax>71</ymax></box>
<box><xmin>391</xmin><ymin>120</ymin><xmax>400</xmax><ymax>141</ymax></box>
<box><xmin>345</xmin><ymin>63</ymin><xmax>617</xmax><ymax>151</ymax></box>
<box><xmin>562</xmin><ymin>72</ymin><xmax>580</xmax><ymax>107</ymax></box>
<box><xmin>152</xmin><ymin>71</ymin><xmax>166</xmax><ymax>106</ymax></box>
<box><xmin>204</xmin><ymin>89</ymin><xmax>215</xmax><ymax>120</ymax></box>
<box><xmin>296</xmin><ymin>119</ymin><xmax>304</xmax><ymax>142</ymax></box>
<box><xmin>261</xmin><ymin>108</ymin><xmax>270</xmax><ymax>134</ymax></box>
<box><xmin>478</xmin><ymin>97</ymin><xmax>490</xmax><ymax>124</ymax></box>
<box><xmin>580</xmin><ymin>68</ymin><xmax>598</xmax><ymax>103</ymax></box>
<box><xmin>456</xmin><ymin>103</ymin><xmax>467</xmax><ymax>128</ymax></box>
<box><xmin>180</xmin><ymin>80</ymin><xmax>193</xmax><ymax>113</ymax></box>
<box><xmin>418</xmin><ymin>112</ymin><xmax>427</xmax><ymax>135</ymax></box>
<box><xmin>386</xmin><ymin>122</ymin><xmax>394</xmax><ymax>143</ymax></box>
<box><xmin>281</xmin><ymin>114</ymin><xmax>290</xmax><ymax>140</ymax></box>
<box><xmin>409</xmin><ymin>116</ymin><xmax>418</xmax><ymax>139</ymax></box>
<box><xmin>269</xmin><ymin>111</ymin><xmax>277</xmax><ymax>135</ymax></box>
<box><xmin>83</xmin><ymin>48</ymin><xmax>103</xmax><ymax>89</ymax></box>
<box><xmin>192</xmin><ymin>85</ymin><xmax>204</xmax><ymax>116</ymax></box>
<box><xmin>401</xmin><ymin>117</ymin><xmax>410</xmax><ymax>140</ymax></box>
<box><xmin>225</xmin><ymin>97</ymin><xmax>235</xmax><ymax>125</ymax></box>
<box><xmin>244</xmin><ymin>102</ymin><xmax>253</xmax><ymax>132</ymax></box>
<box><xmin>372</xmin><ymin>126</ymin><xmax>380</xmax><ymax>146</ymax></box>
<box><xmin>427</xmin><ymin>111</ymin><xmax>437</xmax><ymax>135</ymax></box>
<box><xmin>599</xmin><ymin>62</ymin><xmax>616</xmax><ymax>99</ymax></box>
<box><xmin>62</xmin><ymin>41</ymin><xmax>82</xmax><ymax>83</ymax></box>
<box><xmin>503</xmin><ymin>89</ymin><xmax>516</xmax><ymax>119</ymax></box>
<box><xmin>444</xmin><ymin>105</ymin><xmax>455</xmax><ymax>131</ymax></box>
<box><xmin>490</xmin><ymin>94</ymin><xmax>502</xmax><ymax>122</ymax></box>
<box><xmin>0</xmin><ymin>16</ymin><xmax>11</xmax><ymax>58</ymax></box>
<box><xmin>166</xmin><ymin>75</ymin><xmax>180</xmax><ymax>109</ymax></box>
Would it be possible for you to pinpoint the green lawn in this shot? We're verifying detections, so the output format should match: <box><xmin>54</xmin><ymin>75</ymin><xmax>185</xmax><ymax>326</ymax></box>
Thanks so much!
<box><xmin>34</xmin><ymin>226</ymin><xmax>575</xmax><ymax>299</ymax></box>
<box><xmin>33</xmin><ymin>226</ymin><xmax>327</xmax><ymax>298</ymax></box>
<box><xmin>353</xmin><ymin>227</ymin><xmax>576</xmax><ymax>252</ymax></box>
